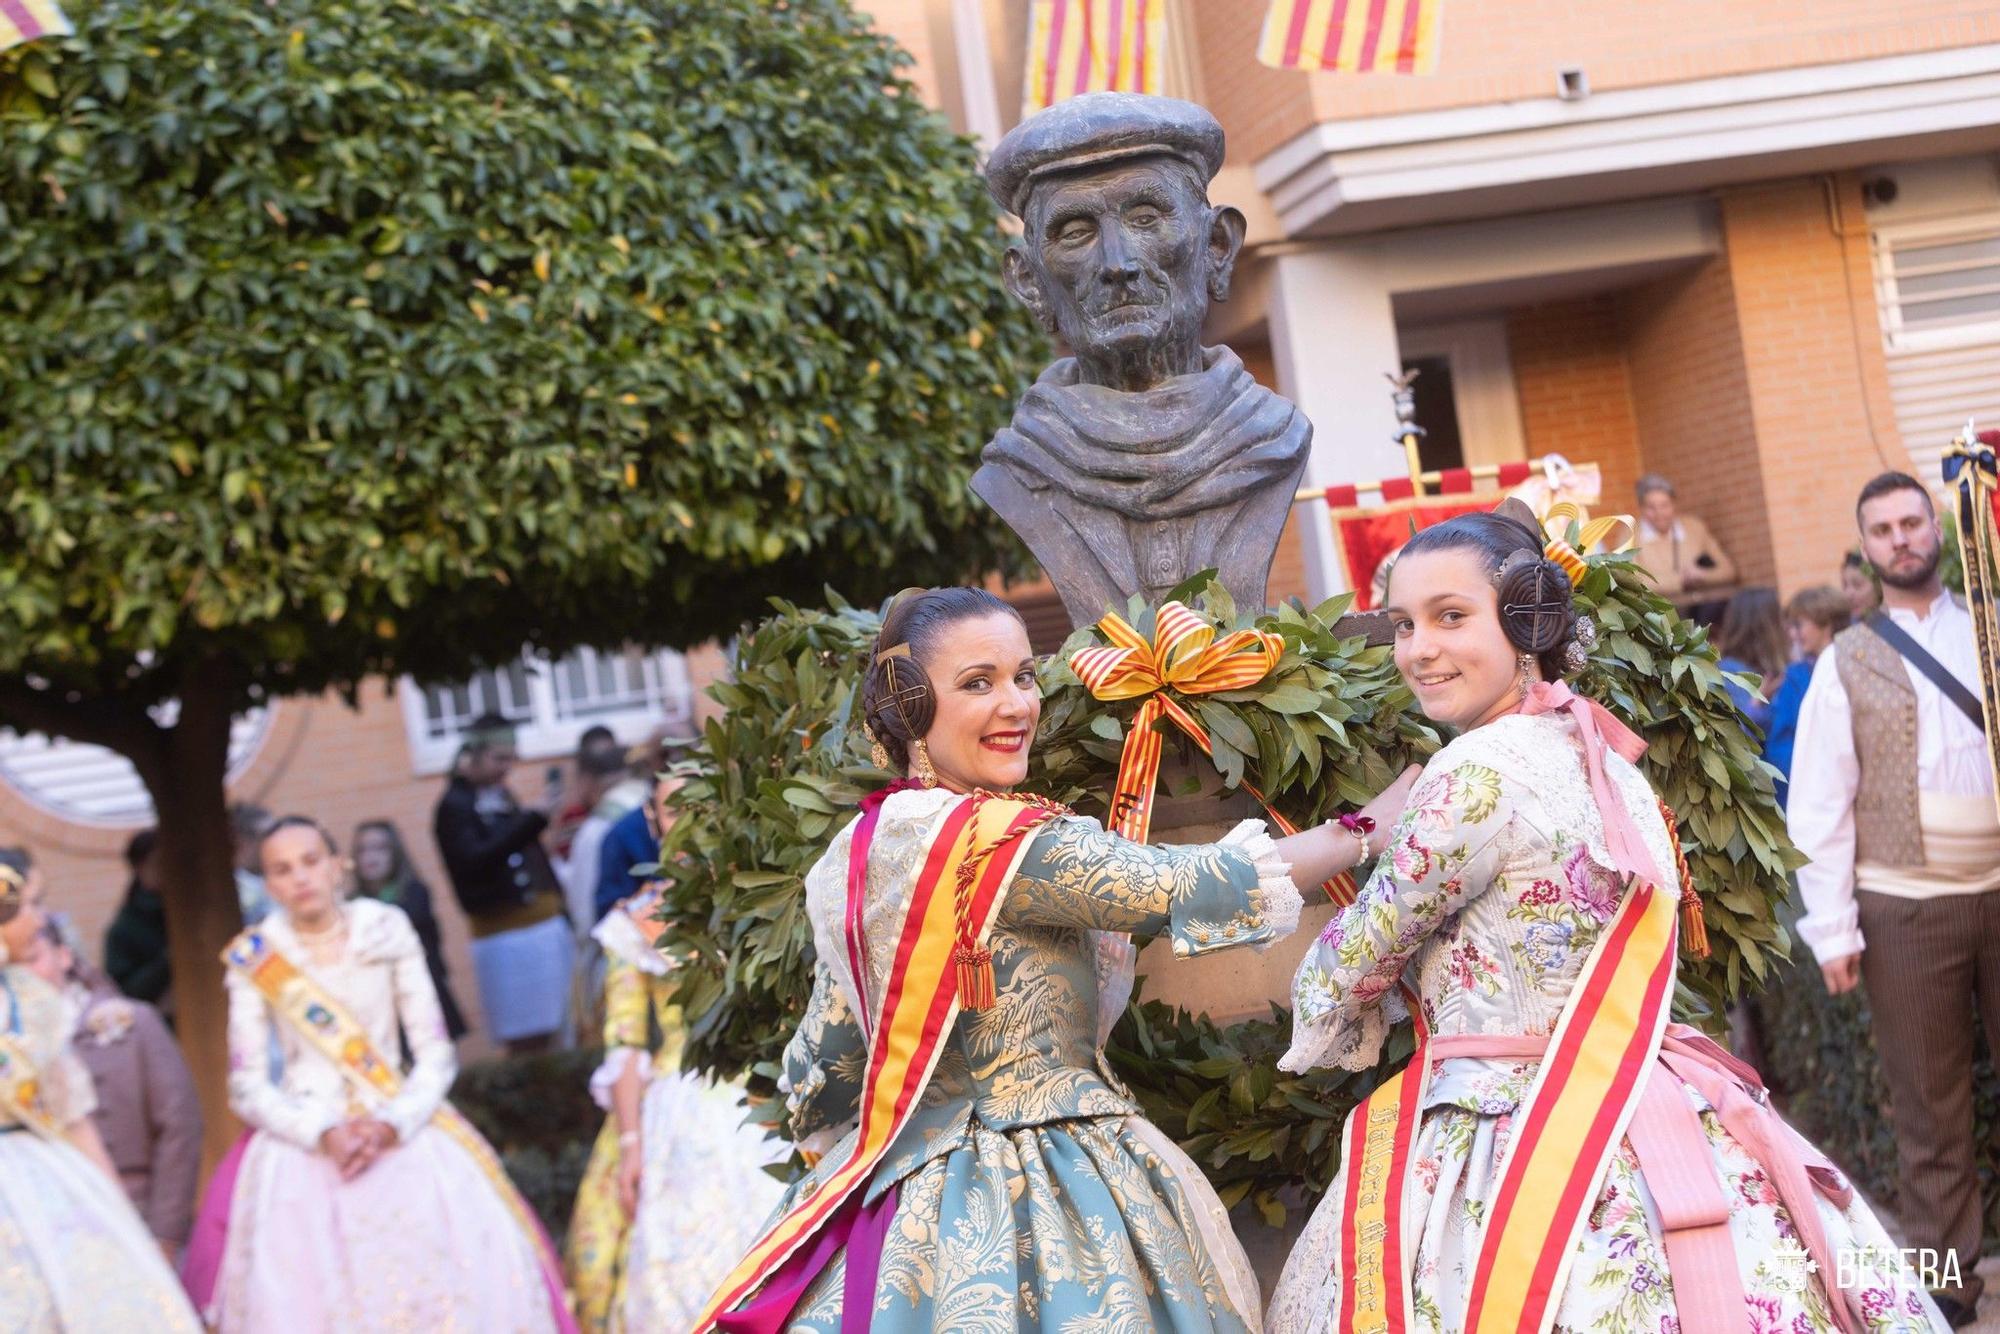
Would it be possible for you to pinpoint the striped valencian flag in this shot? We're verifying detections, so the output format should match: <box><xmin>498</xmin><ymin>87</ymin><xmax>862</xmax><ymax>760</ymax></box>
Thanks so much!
<box><xmin>0</xmin><ymin>0</ymin><xmax>71</xmax><ymax>53</ymax></box>
<box><xmin>1023</xmin><ymin>0</ymin><xmax>1166</xmax><ymax>115</ymax></box>
<box><xmin>1257</xmin><ymin>0</ymin><xmax>1443</xmax><ymax>74</ymax></box>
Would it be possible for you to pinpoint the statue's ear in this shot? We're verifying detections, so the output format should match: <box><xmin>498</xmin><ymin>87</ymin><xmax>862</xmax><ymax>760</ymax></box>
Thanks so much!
<box><xmin>1205</xmin><ymin>205</ymin><xmax>1248</xmax><ymax>303</ymax></box>
<box><xmin>1001</xmin><ymin>246</ymin><xmax>1056</xmax><ymax>333</ymax></box>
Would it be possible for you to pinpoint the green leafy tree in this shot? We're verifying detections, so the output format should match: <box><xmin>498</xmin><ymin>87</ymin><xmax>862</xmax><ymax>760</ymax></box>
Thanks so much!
<box><xmin>0</xmin><ymin>0</ymin><xmax>1037</xmax><ymax>1147</ymax></box>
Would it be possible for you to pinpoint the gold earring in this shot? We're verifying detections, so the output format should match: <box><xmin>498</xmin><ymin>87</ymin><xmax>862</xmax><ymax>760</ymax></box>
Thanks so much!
<box><xmin>863</xmin><ymin>724</ymin><xmax>891</xmax><ymax>772</ymax></box>
<box><xmin>1517</xmin><ymin>653</ymin><xmax>1535</xmax><ymax>699</ymax></box>
<box><xmin>911</xmin><ymin>739</ymin><xmax>938</xmax><ymax>789</ymax></box>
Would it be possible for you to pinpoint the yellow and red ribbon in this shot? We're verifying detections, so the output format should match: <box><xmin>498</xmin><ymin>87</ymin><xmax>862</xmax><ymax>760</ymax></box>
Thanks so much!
<box><xmin>1069</xmin><ymin>601</ymin><xmax>1359</xmax><ymax>905</ymax></box>
<box><xmin>1539</xmin><ymin>501</ymin><xmax>1632</xmax><ymax>582</ymax></box>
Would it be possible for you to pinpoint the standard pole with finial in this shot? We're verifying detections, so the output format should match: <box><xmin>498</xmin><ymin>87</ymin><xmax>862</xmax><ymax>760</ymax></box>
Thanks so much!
<box><xmin>1388</xmin><ymin>368</ymin><xmax>1426</xmax><ymax>497</ymax></box>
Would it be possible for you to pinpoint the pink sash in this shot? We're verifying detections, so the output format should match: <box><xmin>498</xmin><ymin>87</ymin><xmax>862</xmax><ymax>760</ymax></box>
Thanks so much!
<box><xmin>179</xmin><ymin>1131</ymin><xmax>253</xmax><ymax>1312</ymax></box>
<box><xmin>1429</xmin><ymin>1025</ymin><xmax>1859</xmax><ymax>1334</ymax></box>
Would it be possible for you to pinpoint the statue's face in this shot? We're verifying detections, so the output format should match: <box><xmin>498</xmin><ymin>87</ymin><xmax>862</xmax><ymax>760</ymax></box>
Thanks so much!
<box><xmin>1007</xmin><ymin>156</ymin><xmax>1242</xmax><ymax>390</ymax></box>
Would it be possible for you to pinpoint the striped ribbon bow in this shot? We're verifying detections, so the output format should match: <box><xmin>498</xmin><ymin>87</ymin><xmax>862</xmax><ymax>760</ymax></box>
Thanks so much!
<box><xmin>1069</xmin><ymin>602</ymin><xmax>1359</xmax><ymax>904</ymax></box>
<box><xmin>1539</xmin><ymin>501</ymin><xmax>1632</xmax><ymax>581</ymax></box>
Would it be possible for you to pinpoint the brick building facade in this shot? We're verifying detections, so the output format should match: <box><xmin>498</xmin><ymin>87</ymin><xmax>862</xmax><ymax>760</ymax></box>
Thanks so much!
<box><xmin>888</xmin><ymin>0</ymin><xmax>2000</xmax><ymax>609</ymax></box>
<box><xmin>6</xmin><ymin>3</ymin><xmax>2000</xmax><ymax>1061</ymax></box>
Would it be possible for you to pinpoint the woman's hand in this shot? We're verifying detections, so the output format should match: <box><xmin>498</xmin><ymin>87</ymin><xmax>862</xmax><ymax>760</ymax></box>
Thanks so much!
<box><xmin>1272</xmin><ymin>765</ymin><xmax>1424</xmax><ymax>891</ymax></box>
<box><xmin>329</xmin><ymin>1118</ymin><xmax>398</xmax><ymax>1180</ymax></box>
<box><xmin>616</xmin><ymin>1133</ymin><xmax>643</xmax><ymax>1215</ymax></box>
<box><xmin>318</xmin><ymin>1121</ymin><xmax>361</xmax><ymax>1168</ymax></box>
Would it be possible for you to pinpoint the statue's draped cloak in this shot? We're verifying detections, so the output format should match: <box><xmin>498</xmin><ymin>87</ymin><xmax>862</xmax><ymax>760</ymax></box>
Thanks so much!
<box><xmin>972</xmin><ymin>345</ymin><xmax>1311</xmax><ymax>625</ymax></box>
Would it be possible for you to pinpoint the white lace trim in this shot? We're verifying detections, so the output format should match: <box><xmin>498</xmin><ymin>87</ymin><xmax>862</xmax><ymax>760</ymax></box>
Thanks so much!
<box><xmin>1220</xmin><ymin>818</ymin><xmax>1303</xmax><ymax>948</ymax></box>
<box><xmin>591</xmin><ymin>902</ymin><xmax>673</xmax><ymax>976</ymax></box>
<box><xmin>588</xmin><ymin>1045</ymin><xmax>652</xmax><ymax>1110</ymax></box>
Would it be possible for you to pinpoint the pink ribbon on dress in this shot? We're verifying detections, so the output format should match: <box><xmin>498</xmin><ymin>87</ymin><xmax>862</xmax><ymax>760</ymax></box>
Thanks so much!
<box><xmin>1517</xmin><ymin>679</ymin><xmax>1670</xmax><ymax>891</ymax></box>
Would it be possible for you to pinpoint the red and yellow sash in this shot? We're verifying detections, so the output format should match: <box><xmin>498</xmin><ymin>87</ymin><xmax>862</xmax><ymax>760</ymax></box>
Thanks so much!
<box><xmin>221</xmin><ymin>929</ymin><xmax>566</xmax><ymax>1301</ymax></box>
<box><xmin>693</xmin><ymin>792</ymin><xmax>1060</xmax><ymax>1330</ymax></box>
<box><xmin>1335</xmin><ymin>872</ymin><xmax>1679</xmax><ymax>1334</ymax></box>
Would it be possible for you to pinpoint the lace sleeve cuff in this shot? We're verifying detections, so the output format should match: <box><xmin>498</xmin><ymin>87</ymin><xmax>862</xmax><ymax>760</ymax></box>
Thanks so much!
<box><xmin>1168</xmin><ymin>818</ymin><xmax>1304</xmax><ymax>958</ymax></box>
<box><xmin>1217</xmin><ymin>818</ymin><xmax>1303</xmax><ymax>947</ymax></box>
<box><xmin>588</xmin><ymin>1046</ymin><xmax>652</xmax><ymax>1111</ymax></box>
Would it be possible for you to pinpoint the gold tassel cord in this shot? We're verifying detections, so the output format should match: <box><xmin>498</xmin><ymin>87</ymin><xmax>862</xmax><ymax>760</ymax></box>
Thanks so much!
<box><xmin>1657</xmin><ymin>799</ymin><xmax>1710</xmax><ymax>960</ymax></box>
<box><xmin>950</xmin><ymin>791</ymin><xmax>1070</xmax><ymax>1010</ymax></box>
<box><xmin>1946</xmin><ymin>427</ymin><xmax>2000</xmax><ymax>820</ymax></box>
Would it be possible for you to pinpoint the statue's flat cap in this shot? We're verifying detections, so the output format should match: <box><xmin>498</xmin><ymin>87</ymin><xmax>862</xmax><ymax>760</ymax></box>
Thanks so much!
<box><xmin>986</xmin><ymin>93</ymin><xmax>1224</xmax><ymax>217</ymax></box>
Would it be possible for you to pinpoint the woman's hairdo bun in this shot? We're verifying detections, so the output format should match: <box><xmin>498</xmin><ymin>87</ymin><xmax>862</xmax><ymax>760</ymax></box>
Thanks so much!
<box><xmin>1394</xmin><ymin>502</ymin><xmax>1585</xmax><ymax>681</ymax></box>
<box><xmin>1496</xmin><ymin>552</ymin><xmax>1576</xmax><ymax>655</ymax></box>
<box><xmin>862</xmin><ymin>651</ymin><xmax>938</xmax><ymax>765</ymax></box>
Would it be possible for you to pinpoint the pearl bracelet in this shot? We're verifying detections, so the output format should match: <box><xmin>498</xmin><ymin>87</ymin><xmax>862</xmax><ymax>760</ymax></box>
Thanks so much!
<box><xmin>1335</xmin><ymin>812</ymin><xmax>1377</xmax><ymax>859</ymax></box>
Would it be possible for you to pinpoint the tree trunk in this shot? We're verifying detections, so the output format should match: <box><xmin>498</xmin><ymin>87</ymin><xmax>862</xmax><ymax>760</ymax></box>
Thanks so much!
<box><xmin>139</xmin><ymin>676</ymin><xmax>245</xmax><ymax>1169</ymax></box>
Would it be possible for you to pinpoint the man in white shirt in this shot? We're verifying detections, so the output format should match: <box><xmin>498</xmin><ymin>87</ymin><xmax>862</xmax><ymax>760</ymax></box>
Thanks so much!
<box><xmin>1787</xmin><ymin>470</ymin><xmax>1999</xmax><ymax>1327</ymax></box>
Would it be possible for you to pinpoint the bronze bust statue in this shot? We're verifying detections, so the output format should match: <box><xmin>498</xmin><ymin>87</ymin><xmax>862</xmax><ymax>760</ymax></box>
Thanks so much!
<box><xmin>974</xmin><ymin>92</ymin><xmax>1312</xmax><ymax>627</ymax></box>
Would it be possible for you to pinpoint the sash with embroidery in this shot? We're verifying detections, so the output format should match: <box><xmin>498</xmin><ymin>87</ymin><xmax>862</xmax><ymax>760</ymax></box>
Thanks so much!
<box><xmin>1335</xmin><ymin>875</ymin><xmax>1678</xmax><ymax>1334</ymax></box>
<box><xmin>692</xmin><ymin>791</ymin><xmax>1063</xmax><ymax>1330</ymax></box>
<box><xmin>1335</xmin><ymin>689</ymin><xmax>1687</xmax><ymax>1334</ymax></box>
<box><xmin>221</xmin><ymin>929</ymin><xmax>569</xmax><ymax>1310</ymax></box>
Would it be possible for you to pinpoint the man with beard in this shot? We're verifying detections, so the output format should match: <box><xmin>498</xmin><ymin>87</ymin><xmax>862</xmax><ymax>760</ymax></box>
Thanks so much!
<box><xmin>972</xmin><ymin>93</ymin><xmax>1310</xmax><ymax>627</ymax></box>
<box><xmin>1788</xmin><ymin>469</ymin><xmax>1998</xmax><ymax>1328</ymax></box>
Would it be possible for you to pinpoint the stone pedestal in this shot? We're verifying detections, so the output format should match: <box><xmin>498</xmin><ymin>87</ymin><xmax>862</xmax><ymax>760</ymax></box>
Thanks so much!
<box><xmin>1136</xmin><ymin>754</ymin><xmax>1339</xmax><ymax>1298</ymax></box>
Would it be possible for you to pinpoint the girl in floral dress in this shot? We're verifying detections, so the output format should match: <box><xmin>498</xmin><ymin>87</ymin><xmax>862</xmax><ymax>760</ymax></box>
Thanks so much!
<box><xmin>1268</xmin><ymin>507</ymin><xmax>1946</xmax><ymax>1334</ymax></box>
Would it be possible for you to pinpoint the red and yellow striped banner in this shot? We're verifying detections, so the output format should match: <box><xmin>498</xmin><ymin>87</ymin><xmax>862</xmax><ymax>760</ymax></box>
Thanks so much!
<box><xmin>1024</xmin><ymin>0</ymin><xmax>1166</xmax><ymax>115</ymax></box>
<box><xmin>1257</xmin><ymin>0</ymin><xmax>1442</xmax><ymax>75</ymax></box>
<box><xmin>1069</xmin><ymin>601</ymin><xmax>1360</xmax><ymax>905</ymax></box>
<box><xmin>695</xmin><ymin>795</ymin><xmax>1057</xmax><ymax>1329</ymax></box>
<box><xmin>0</xmin><ymin>0</ymin><xmax>70</xmax><ymax>53</ymax></box>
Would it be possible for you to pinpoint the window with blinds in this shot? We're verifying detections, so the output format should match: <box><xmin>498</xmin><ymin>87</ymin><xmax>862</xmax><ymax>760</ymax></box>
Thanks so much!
<box><xmin>1875</xmin><ymin>220</ymin><xmax>2000</xmax><ymax>351</ymax></box>
<box><xmin>1872</xmin><ymin>215</ymin><xmax>2000</xmax><ymax>483</ymax></box>
<box><xmin>399</xmin><ymin>647</ymin><xmax>694</xmax><ymax>774</ymax></box>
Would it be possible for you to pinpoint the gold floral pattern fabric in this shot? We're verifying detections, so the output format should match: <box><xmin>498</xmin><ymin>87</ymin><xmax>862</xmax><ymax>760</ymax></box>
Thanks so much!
<box><xmin>744</xmin><ymin>789</ymin><xmax>1295</xmax><ymax>1329</ymax></box>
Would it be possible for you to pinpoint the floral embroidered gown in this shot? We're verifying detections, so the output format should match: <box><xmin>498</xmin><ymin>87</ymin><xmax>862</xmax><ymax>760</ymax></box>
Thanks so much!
<box><xmin>759</xmin><ymin>786</ymin><xmax>1301</xmax><ymax>1330</ymax></box>
<box><xmin>1266</xmin><ymin>711</ymin><xmax>1945</xmax><ymax>1333</ymax></box>
<box><xmin>0</xmin><ymin>965</ymin><xmax>202</xmax><ymax>1333</ymax></box>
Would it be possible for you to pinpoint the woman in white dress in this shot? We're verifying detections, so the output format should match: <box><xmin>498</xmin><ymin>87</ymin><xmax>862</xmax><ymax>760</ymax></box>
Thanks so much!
<box><xmin>193</xmin><ymin>817</ymin><xmax>573</xmax><ymax>1333</ymax></box>
<box><xmin>0</xmin><ymin>880</ymin><xmax>202</xmax><ymax>1332</ymax></box>
<box><xmin>1267</xmin><ymin>506</ymin><xmax>1945</xmax><ymax>1333</ymax></box>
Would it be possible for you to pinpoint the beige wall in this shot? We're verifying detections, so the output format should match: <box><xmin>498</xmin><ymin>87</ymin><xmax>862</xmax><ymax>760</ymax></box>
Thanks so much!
<box><xmin>1299</xmin><ymin>0</ymin><xmax>2000</xmax><ymax>135</ymax></box>
<box><xmin>863</xmin><ymin>1</ymin><xmax>2000</xmax><ymax>169</ymax></box>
